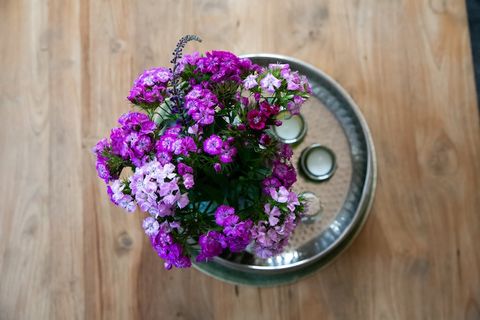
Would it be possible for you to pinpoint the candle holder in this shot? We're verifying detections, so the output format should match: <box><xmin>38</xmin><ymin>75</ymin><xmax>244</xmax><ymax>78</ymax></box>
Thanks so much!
<box><xmin>273</xmin><ymin>111</ymin><xmax>307</xmax><ymax>144</ymax></box>
<box><xmin>300</xmin><ymin>144</ymin><xmax>336</xmax><ymax>181</ymax></box>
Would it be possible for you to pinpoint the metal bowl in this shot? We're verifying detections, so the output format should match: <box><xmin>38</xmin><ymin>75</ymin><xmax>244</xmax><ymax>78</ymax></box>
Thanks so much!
<box><xmin>193</xmin><ymin>54</ymin><xmax>377</xmax><ymax>286</ymax></box>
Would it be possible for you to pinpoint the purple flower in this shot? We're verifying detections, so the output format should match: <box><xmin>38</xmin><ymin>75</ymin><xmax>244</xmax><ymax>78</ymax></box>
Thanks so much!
<box><xmin>195</xmin><ymin>51</ymin><xmax>258</xmax><ymax>84</ymax></box>
<box><xmin>259</xmin><ymin>134</ymin><xmax>271</xmax><ymax>146</ymax></box>
<box><xmin>282</xmin><ymin>70</ymin><xmax>301</xmax><ymax>91</ymax></box>
<box><xmin>108</xmin><ymin>180</ymin><xmax>136</xmax><ymax>213</ymax></box>
<box><xmin>185</xmin><ymin>86</ymin><xmax>218</xmax><ymax>125</ymax></box>
<box><xmin>262</xmin><ymin>177</ymin><xmax>282</xmax><ymax>194</ymax></box>
<box><xmin>151</xmin><ymin>225</ymin><xmax>192</xmax><ymax>269</ymax></box>
<box><xmin>273</xmin><ymin>162</ymin><xmax>297</xmax><ymax>188</ymax></box>
<box><xmin>177</xmin><ymin>163</ymin><xmax>193</xmax><ymax>175</ymax></box>
<box><xmin>260</xmin><ymin>73</ymin><xmax>282</xmax><ymax>94</ymax></box>
<box><xmin>219</xmin><ymin>145</ymin><xmax>237</xmax><ymax>163</ymax></box>
<box><xmin>130</xmin><ymin>160</ymin><xmax>189</xmax><ymax>217</ymax></box>
<box><xmin>118</xmin><ymin>112</ymin><xmax>156</xmax><ymax>134</ymax></box>
<box><xmin>269</xmin><ymin>63</ymin><xmax>290</xmax><ymax>73</ymax></box>
<box><xmin>270</xmin><ymin>186</ymin><xmax>290</xmax><ymax>203</ymax></box>
<box><xmin>177</xmin><ymin>51</ymin><xmax>201</xmax><ymax>73</ymax></box>
<box><xmin>131</xmin><ymin>135</ymin><xmax>152</xmax><ymax>156</ymax></box>
<box><xmin>287</xmin><ymin>191</ymin><xmax>301</xmax><ymax>212</ymax></box>
<box><xmin>278</xmin><ymin>144</ymin><xmax>293</xmax><ymax>159</ymax></box>
<box><xmin>117</xmin><ymin>194</ymin><xmax>136</xmax><ymax>213</ymax></box>
<box><xmin>156</xmin><ymin>133</ymin><xmax>178</xmax><ymax>153</ymax></box>
<box><xmin>188</xmin><ymin>124</ymin><xmax>201</xmax><ymax>135</ymax></box>
<box><xmin>243</xmin><ymin>74</ymin><xmax>258</xmax><ymax>89</ymax></box>
<box><xmin>224</xmin><ymin>220</ymin><xmax>253</xmax><ymax>252</ymax></box>
<box><xmin>300</xmin><ymin>75</ymin><xmax>312</xmax><ymax>93</ymax></box>
<box><xmin>250</xmin><ymin>212</ymin><xmax>298</xmax><ymax>259</ymax></box>
<box><xmin>177</xmin><ymin>193</ymin><xmax>190</xmax><ymax>209</ymax></box>
<box><xmin>259</xmin><ymin>101</ymin><xmax>280</xmax><ymax>117</ymax></box>
<box><xmin>143</xmin><ymin>217</ymin><xmax>160</xmax><ymax>236</ymax></box>
<box><xmin>128</xmin><ymin>68</ymin><xmax>172</xmax><ymax>104</ymax></box>
<box><xmin>189</xmin><ymin>105</ymin><xmax>215</xmax><ymax>125</ymax></box>
<box><xmin>181</xmin><ymin>136</ymin><xmax>198</xmax><ymax>154</ymax></box>
<box><xmin>183</xmin><ymin>173</ymin><xmax>194</xmax><ymax>189</ymax></box>
<box><xmin>95</xmin><ymin>159</ymin><xmax>112</xmax><ymax>182</ymax></box>
<box><xmin>215</xmin><ymin>205</ymin><xmax>239</xmax><ymax>227</ymax></box>
<box><xmin>247</xmin><ymin>110</ymin><xmax>266</xmax><ymax>130</ymax></box>
<box><xmin>196</xmin><ymin>231</ymin><xmax>227</xmax><ymax>262</ymax></box>
<box><xmin>203</xmin><ymin>135</ymin><xmax>223</xmax><ymax>155</ymax></box>
<box><xmin>264</xmin><ymin>203</ymin><xmax>281</xmax><ymax>226</ymax></box>
<box><xmin>156</xmin><ymin>151</ymin><xmax>172</xmax><ymax>165</ymax></box>
<box><xmin>106</xmin><ymin>112</ymin><xmax>157</xmax><ymax>165</ymax></box>
<box><xmin>92</xmin><ymin>138</ymin><xmax>109</xmax><ymax>157</ymax></box>
<box><xmin>287</xmin><ymin>95</ymin><xmax>306</xmax><ymax>115</ymax></box>
<box><xmin>213</xmin><ymin>163</ymin><xmax>222</xmax><ymax>173</ymax></box>
<box><xmin>110</xmin><ymin>127</ymin><xmax>128</xmax><ymax>157</ymax></box>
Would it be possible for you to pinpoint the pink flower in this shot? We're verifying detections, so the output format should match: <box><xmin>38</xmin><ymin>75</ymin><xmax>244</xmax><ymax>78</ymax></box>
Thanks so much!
<box><xmin>247</xmin><ymin>110</ymin><xmax>266</xmax><ymax>130</ymax></box>
<box><xmin>177</xmin><ymin>193</ymin><xmax>190</xmax><ymax>209</ymax></box>
<box><xmin>264</xmin><ymin>203</ymin><xmax>281</xmax><ymax>226</ymax></box>
<box><xmin>143</xmin><ymin>217</ymin><xmax>160</xmax><ymax>236</ymax></box>
<box><xmin>183</xmin><ymin>173</ymin><xmax>194</xmax><ymax>189</ymax></box>
<box><xmin>219</xmin><ymin>146</ymin><xmax>237</xmax><ymax>163</ymax></box>
<box><xmin>177</xmin><ymin>163</ymin><xmax>193</xmax><ymax>175</ymax></box>
<box><xmin>203</xmin><ymin>135</ymin><xmax>223</xmax><ymax>155</ymax></box>
<box><xmin>215</xmin><ymin>205</ymin><xmax>239</xmax><ymax>227</ymax></box>
<box><xmin>260</xmin><ymin>73</ymin><xmax>281</xmax><ymax>93</ymax></box>
<box><xmin>259</xmin><ymin>101</ymin><xmax>280</xmax><ymax>117</ymax></box>
<box><xmin>243</xmin><ymin>74</ymin><xmax>258</xmax><ymax>89</ymax></box>
<box><xmin>270</xmin><ymin>186</ymin><xmax>290</xmax><ymax>203</ymax></box>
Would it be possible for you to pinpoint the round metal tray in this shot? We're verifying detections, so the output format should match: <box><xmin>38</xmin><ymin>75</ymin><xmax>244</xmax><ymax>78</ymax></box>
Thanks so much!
<box><xmin>193</xmin><ymin>54</ymin><xmax>376</xmax><ymax>286</ymax></box>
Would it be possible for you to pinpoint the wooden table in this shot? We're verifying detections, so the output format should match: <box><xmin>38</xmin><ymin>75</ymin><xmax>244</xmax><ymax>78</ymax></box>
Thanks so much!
<box><xmin>1</xmin><ymin>0</ymin><xmax>479</xmax><ymax>319</ymax></box>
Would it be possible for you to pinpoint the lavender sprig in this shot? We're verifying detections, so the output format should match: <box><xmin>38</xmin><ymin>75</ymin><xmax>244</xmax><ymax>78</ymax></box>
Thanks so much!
<box><xmin>170</xmin><ymin>35</ymin><xmax>202</xmax><ymax>111</ymax></box>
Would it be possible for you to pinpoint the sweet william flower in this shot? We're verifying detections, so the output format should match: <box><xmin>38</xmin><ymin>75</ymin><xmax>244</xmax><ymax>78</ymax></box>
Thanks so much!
<box><xmin>177</xmin><ymin>193</ymin><xmax>190</xmax><ymax>209</ymax></box>
<box><xmin>143</xmin><ymin>217</ymin><xmax>160</xmax><ymax>236</ymax></box>
<box><xmin>270</xmin><ymin>186</ymin><xmax>290</xmax><ymax>203</ymax></box>
<box><xmin>243</xmin><ymin>74</ymin><xmax>258</xmax><ymax>89</ymax></box>
<box><xmin>182</xmin><ymin>173</ymin><xmax>194</xmax><ymax>189</ymax></box>
<box><xmin>224</xmin><ymin>220</ymin><xmax>253</xmax><ymax>252</ymax></box>
<box><xmin>219</xmin><ymin>145</ymin><xmax>237</xmax><ymax>163</ymax></box>
<box><xmin>260</xmin><ymin>73</ymin><xmax>281</xmax><ymax>93</ymax></box>
<box><xmin>264</xmin><ymin>203</ymin><xmax>281</xmax><ymax>226</ymax></box>
<box><xmin>203</xmin><ymin>135</ymin><xmax>223</xmax><ymax>155</ymax></box>
<box><xmin>247</xmin><ymin>110</ymin><xmax>266</xmax><ymax>130</ymax></box>
<box><xmin>196</xmin><ymin>231</ymin><xmax>227</xmax><ymax>262</ymax></box>
<box><xmin>177</xmin><ymin>163</ymin><xmax>193</xmax><ymax>175</ymax></box>
<box><xmin>259</xmin><ymin>101</ymin><xmax>280</xmax><ymax>117</ymax></box>
<box><xmin>96</xmin><ymin>160</ymin><xmax>112</xmax><ymax>182</ymax></box>
<box><xmin>215</xmin><ymin>205</ymin><xmax>239</xmax><ymax>227</ymax></box>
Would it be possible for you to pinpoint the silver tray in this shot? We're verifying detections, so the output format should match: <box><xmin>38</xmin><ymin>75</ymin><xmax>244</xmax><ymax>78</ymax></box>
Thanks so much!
<box><xmin>193</xmin><ymin>54</ymin><xmax>377</xmax><ymax>286</ymax></box>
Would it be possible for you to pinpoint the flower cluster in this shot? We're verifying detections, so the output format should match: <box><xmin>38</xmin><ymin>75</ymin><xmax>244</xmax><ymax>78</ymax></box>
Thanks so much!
<box><xmin>127</xmin><ymin>67</ymin><xmax>172</xmax><ymax>105</ymax></box>
<box><xmin>93</xmin><ymin>36</ymin><xmax>310</xmax><ymax>269</ymax></box>
<box><xmin>251</xmin><ymin>187</ymin><xmax>301</xmax><ymax>258</ymax></box>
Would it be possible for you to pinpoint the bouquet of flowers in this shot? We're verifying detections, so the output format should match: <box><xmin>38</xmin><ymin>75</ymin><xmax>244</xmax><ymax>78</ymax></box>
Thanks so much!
<box><xmin>93</xmin><ymin>35</ymin><xmax>312</xmax><ymax>269</ymax></box>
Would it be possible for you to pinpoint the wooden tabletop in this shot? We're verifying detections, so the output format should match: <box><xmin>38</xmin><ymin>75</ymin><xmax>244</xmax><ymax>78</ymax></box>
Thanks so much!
<box><xmin>1</xmin><ymin>0</ymin><xmax>479</xmax><ymax>319</ymax></box>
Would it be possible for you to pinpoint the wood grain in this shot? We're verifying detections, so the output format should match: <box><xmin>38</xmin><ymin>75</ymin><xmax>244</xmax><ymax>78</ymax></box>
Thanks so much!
<box><xmin>1</xmin><ymin>0</ymin><xmax>479</xmax><ymax>319</ymax></box>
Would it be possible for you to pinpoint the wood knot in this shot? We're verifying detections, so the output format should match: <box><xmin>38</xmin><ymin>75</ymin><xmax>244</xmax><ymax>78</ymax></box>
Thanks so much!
<box><xmin>115</xmin><ymin>231</ymin><xmax>133</xmax><ymax>254</ymax></box>
<box><xmin>426</xmin><ymin>132</ymin><xmax>458</xmax><ymax>176</ymax></box>
<box><xmin>109</xmin><ymin>38</ymin><xmax>124</xmax><ymax>53</ymax></box>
